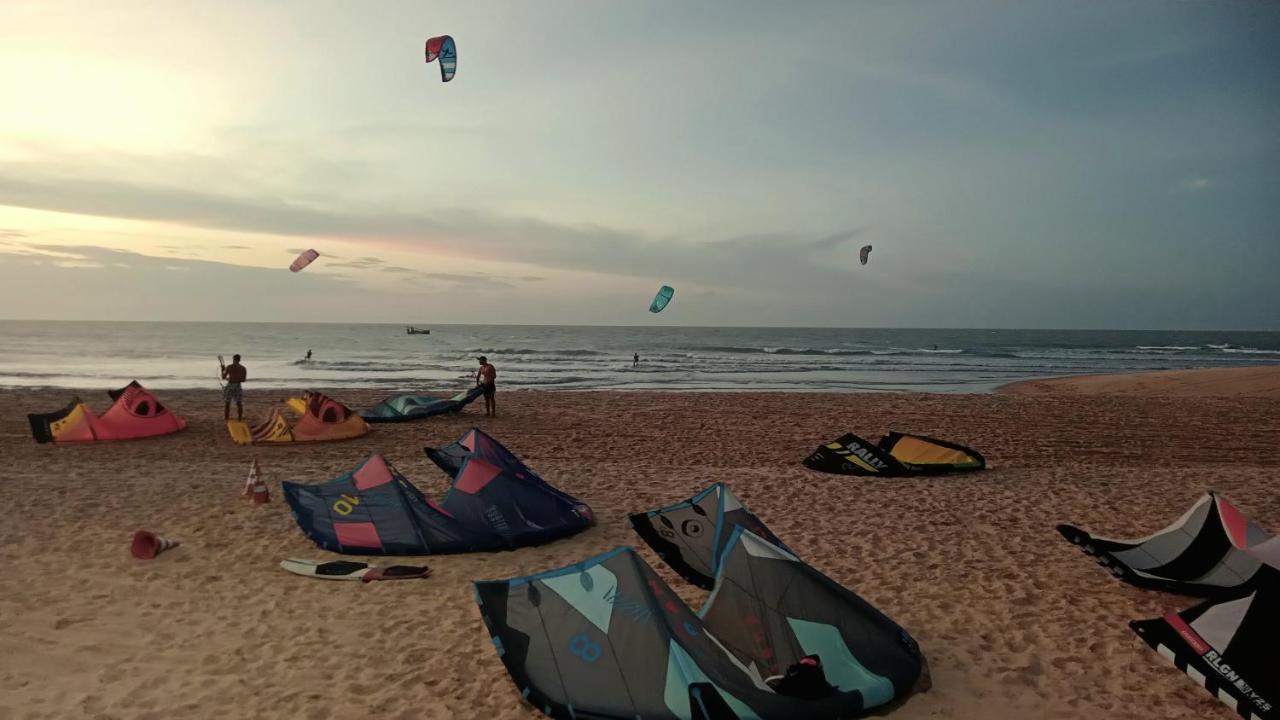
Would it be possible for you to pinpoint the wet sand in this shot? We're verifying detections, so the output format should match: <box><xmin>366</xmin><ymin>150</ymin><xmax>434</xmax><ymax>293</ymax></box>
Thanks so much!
<box><xmin>2</xmin><ymin>383</ymin><xmax>1277</xmax><ymax>720</ymax></box>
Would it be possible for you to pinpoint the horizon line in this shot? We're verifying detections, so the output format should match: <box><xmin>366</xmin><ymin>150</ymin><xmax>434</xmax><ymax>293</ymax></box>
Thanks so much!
<box><xmin>0</xmin><ymin>318</ymin><xmax>1277</xmax><ymax>333</ymax></box>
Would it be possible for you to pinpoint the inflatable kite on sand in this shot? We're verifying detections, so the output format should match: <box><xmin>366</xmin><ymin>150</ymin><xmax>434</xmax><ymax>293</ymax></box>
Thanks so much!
<box><xmin>629</xmin><ymin>482</ymin><xmax>786</xmax><ymax>590</ymax></box>
<box><xmin>228</xmin><ymin>392</ymin><xmax>369</xmax><ymax>445</ymax></box>
<box><xmin>1058</xmin><ymin>491</ymin><xmax>1280</xmax><ymax>597</ymax></box>
<box><xmin>28</xmin><ymin>381</ymin><xmax>186</xmax><ymax>443</ymax></box>
<box><xmin>284</xmin><ymin>428</ymin><xmax>592</xmax><ymax>554</ymax></box>
<box><xmin>803</xmin><ymin>432</ymin><xmax>985</xmax><ymax>476</ymax></box>
<box><xmin>360</xmin><ymin>386</ymin><xmax>484</xmax><ymax>423</ymax></box>
<box><xmin>475</xmin><ymin>527</ymin><xmax>923</xmax><ymax>719</ymax></box>
<box><xmin>1130</xmin><ymin>563</ymin><xmax>1279</xmax><ymax>720</ymax></box>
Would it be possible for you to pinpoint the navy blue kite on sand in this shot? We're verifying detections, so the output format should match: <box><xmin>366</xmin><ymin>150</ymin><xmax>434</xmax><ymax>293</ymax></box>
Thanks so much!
<box><xmin>283</xmin><ymin>429</ymin><xmax>592</xmax><ymax>554</ymax></box>
<box><xmin>475</xmin><ymin>529</ymin><xmax>922</xmax><ymax>719</ymax></box>
<box><xmin>360</xmin><ymin>386</ymin><xmax>484</xmax><ymax>422</ymax></box>
<box><xmin>629</xmin><ymin>482</ymin><xmax>787</xmax><ymax>590</ymax></box>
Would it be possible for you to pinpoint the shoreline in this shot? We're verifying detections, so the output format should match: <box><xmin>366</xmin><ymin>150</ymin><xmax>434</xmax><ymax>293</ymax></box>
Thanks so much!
<box><xmin>11</xmin><ymin>363</ymin><xmax>1280</xmax><ymax>398</ymax></box>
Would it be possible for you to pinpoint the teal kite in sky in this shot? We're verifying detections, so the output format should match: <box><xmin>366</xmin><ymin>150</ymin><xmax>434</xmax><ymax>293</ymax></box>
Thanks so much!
<box><xmin>649</xmin><ymin>285</ymin><xmax>674</xmax><ymax>313</ymax></box>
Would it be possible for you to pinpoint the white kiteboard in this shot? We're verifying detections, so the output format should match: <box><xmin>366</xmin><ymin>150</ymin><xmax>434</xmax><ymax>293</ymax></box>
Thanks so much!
<box><xmin>279</xmin><ymin>559</ymin><xmax>430</xmax><ymax>582</ymax></box>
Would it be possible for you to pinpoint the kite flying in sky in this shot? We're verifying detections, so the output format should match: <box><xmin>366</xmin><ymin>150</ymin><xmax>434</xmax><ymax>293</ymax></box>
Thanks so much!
<box><xmin>649</xmin><ymin>285</ymin><xmax>674</xmax><ymax>313</ymax></box>
<box><xmin>860</xmin><ymin>245</ymin><xmax>872</xmax><ymax>266</ymax></box>
<box><xmin>289</xmin><ymin>249</ymin><xmax>319</xmax><ymax>273</ymax></box>
<box><xmin>425</xmin><ymin>35</ymin><xmax>457</xmax><ymax>82</ymax></box>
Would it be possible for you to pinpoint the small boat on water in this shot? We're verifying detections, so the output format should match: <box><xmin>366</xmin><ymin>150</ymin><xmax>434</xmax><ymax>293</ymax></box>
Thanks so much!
<box><xmin>406</xmin><ymin>326</ymin><xmax>430</xmax><ymax>335</ymax></box>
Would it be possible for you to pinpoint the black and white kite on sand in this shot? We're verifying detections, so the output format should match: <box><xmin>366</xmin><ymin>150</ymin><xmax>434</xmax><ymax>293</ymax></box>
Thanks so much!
<box><xmin>1131</xmin><ymin>563</ymin><xmax>1279</xmax><ymax>720</ymax></box>
<box><xmin>629</xmin><ymin>482</ymin><xmax>786</xmax><ymax>590</ymax></box>
<box><xmin>1058</xmin><ymin>492</ymin><xmax>1280</xmax><ymax>597</ymax></box>
<box><xmin>475</xmin><ymin>527</ymin><xmax>922</xmax><ymax>719</ymax></box>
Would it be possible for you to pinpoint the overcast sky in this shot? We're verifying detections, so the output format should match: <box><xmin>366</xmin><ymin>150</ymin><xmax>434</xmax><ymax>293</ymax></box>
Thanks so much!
<box><xmin>1</xmin><ymin>1</ymin><xmax>1276</xmax><ymax>328</ymax></box>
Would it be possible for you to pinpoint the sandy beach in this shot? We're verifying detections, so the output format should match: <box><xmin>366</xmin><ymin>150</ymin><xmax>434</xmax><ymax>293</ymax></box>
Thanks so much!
<box><xmin>2</xmin><ymin>376</ymin><xmax>1278</xmax><ymax>720</ymax></box>
<box><xmin>1001</xmin><ymin>365</ymin><xmax>1280</xmax><ymax>398</ymax></box>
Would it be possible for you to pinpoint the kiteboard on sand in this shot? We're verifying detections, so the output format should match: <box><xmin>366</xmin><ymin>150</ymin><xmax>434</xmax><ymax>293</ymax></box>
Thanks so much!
<box><xmin>226</xmin><ymin>420</ymin><xmax>253</xmax><ymax>445</ymax></box>
<box><xmin>279</xmin><ymin>559</ymin><xmax>431</xmax><ymax>582</ymax></box>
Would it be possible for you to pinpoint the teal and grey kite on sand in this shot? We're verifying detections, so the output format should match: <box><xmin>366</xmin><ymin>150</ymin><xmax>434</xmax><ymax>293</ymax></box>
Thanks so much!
<box><xmin>649</xmin><ymin>285</ymin><xmax>674</xmax><ymax>313</ymax></box>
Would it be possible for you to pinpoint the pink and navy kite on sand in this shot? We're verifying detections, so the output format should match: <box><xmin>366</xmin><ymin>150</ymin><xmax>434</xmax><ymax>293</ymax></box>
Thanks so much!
<box><xmin>283</xmin><ymin>428</ymin><xmax>592</xmax><ymax>554</ymax></box>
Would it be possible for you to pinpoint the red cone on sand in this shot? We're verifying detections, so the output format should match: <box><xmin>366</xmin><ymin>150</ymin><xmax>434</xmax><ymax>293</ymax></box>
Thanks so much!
<box><xmin>242</xmin><ymin>458</ymin><xmax>260</xmax><ymax>498</ymax></box>
<box><xmin>131</xmin><ymin>530</ymin><xmax>179</xmax><ymax>559</ymax></box>
<box><xmin>245</xmin><ymin>458</ymin><xmax>269</xmax><ymax>504</ymax></box>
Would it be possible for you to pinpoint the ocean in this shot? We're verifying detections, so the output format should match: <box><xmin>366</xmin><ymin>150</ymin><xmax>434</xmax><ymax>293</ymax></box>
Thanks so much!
<box><xmin>1</xmin><ymin>321</ymin><xmax>1277</xmax><ymax>393</ymax></box>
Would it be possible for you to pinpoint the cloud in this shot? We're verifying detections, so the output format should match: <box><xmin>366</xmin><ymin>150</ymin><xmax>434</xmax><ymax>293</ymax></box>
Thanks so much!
<box><xmin>327</xmin><ymin>256</ymin><xmax>384</xmax><ymax>269</ymax></box>
<box><xmin>810</xmin><ymin>226</ymin><xmax>874</xmax><ymax>250</ymax></box>
<box><xmin>222</xmin><ymin>244</ymin><xmax>250</xmax><ymax>250</ymax></box>
<box><xmin>0</xmin><ymin>242</ymin><xmax>385</xmax><ymax>321</ymax></box>
<box><xmin>54</xmin><ymin>259</ymin><xmax>105</xmax><ymax>269</ymax></box>
<box><xmin>0</xmin><ymin>167</ymin><xmax>871</xmax><ymax>293</ymax></box>
<box><xmin>415</xmin><ymin>272</ymin><xmax>514</xmax><ymax>289</ymax></box>
<box><xmin>380</xmin><ymin>265</ymin><xmax>414</xmax><ymax>273</ymax></box>
<box><xmin>1180</xmin><ymin>177</ymin><xmax>1211</xmax><ymax>191</ymax></box>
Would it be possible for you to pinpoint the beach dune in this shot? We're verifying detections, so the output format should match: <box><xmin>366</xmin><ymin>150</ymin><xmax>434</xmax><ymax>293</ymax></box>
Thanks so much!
<box><xmin>1</xmin><ymin>374</ymin><xmax>1277</xmax><ymax>719</ymax></box>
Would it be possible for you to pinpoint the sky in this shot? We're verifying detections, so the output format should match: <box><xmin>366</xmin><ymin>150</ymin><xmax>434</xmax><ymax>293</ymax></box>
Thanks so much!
<box><xmin>0</xmin><ymin>1</ymin><xmax>1277</xmax><ymax>329</ymax></box>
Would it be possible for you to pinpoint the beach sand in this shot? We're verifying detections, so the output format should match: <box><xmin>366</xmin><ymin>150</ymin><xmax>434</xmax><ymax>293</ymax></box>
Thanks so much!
<box><xmin>1001</xmin><ymin>365</ymin><xmax>1280</xmax><ymax>398</ymax></box>
<box><xmin>2</xmin><ymin>380</ymin><xmax>1278</xmax><ymax>719</ymax></box>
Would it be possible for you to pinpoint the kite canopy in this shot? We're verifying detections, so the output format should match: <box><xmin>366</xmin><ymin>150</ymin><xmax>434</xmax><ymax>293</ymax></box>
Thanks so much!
<box><xmin>803</xmin><ymin>432</ymin><xmax>985</xmax><ymax>477</ymax></box>
<box><xmin>649</xmin><ymin>285</ymin><xmax>675</xmax><ymax>313</ymax></box>
<box><xmin>1130</xmin><ymin>564</ymin><xmax>1279</xmax><ymax>720</ymax></box>
<box><xmin>629</xmin><ymin>482</ymin><xmax>786</xmax><ymax>590</ymax></box>
<box><xmin>425</xmin><ymin>35</ymin><xmax>457</xmax><ymax>82</ymax></box>
<box><xmin>361</xmin><ymin>386</ymin><xmax>484</xmax><ymax>423</ymax></box>
<box><xmin>475</xmin><ymin>530</ymin><xmax>922</xmax><ymax>720</ymax></box>
<box><xmin>878</xmin><ymin>432</ymin><xmax>986</xmax><ymax>474</ymax></box>
<box><xmin>1058</xmin><ymin>492</ymin><xmax>1279</xmax><ymax>597</ymax></box>
<box><xmin>289</xmin><ymin>249</ymin><xmax>319</xmax><ymax>272</ymax></box>
<box><xmin>284</xmin><ymin>429</ymin><xmax>591</xmax><ymax>554</ymax></box>
<box><xmin>229</xmin><ymin>392</ymin><xmax>369</xmax><ymax>445</ymax></box>
<box><xmin>859</xmin><ymin>245</ymin><xmax>872</xmax><ymax>265</ymax></box>
<box><xmin>28</xmin><ymin>381</ymin><xmax>186</xmax><ymax>443</ymax></box>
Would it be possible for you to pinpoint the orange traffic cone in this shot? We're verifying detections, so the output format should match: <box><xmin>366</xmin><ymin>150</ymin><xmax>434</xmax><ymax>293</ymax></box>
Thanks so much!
<box><xmin>249</xmin><ymin>459</ymin><xmax>270</xmax><ymax>504</ymax></box>
<box><xmin>131</xmin><ymin>530</ymin><xmax>179</xmax><ymax>559</ymax></box>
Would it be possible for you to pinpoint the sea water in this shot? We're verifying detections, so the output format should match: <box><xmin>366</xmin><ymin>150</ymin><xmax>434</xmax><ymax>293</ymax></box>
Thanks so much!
<box><xmin>0</xmin><ymin>321</ymin><xmax>1276</xmax><ymax>393</ymax></box>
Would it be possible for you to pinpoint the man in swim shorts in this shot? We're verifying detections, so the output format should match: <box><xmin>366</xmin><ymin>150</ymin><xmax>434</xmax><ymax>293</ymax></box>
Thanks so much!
<box><xmin>222</xmin><ymin>354</ymin><xmax>247</xmax><ymax>420</ymax></box>
<box><xmin>476</xmin><ymin>356</ymin><xmax>497</xmax><ymax>417</ymax></box>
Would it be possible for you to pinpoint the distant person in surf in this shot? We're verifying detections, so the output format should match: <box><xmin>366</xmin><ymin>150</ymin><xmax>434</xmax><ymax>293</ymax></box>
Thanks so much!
<box><xmin>221</xmin><ymin>354</ymin><xmax>247</xmax><ymax>421</ymax></box>
<box><xmin>476</xmin><ymin>356</ymin><xmax>497</xmax><ymax>417</ymax></box>
<box><xmin>633</xmin><ymin>352</ymin><xmax>640</xmax><ymax>368</ymax></box>
<box><xmin>305</xmin><ymin>349</ymin><xmax>312</xmax><ymax>362</ymax></box>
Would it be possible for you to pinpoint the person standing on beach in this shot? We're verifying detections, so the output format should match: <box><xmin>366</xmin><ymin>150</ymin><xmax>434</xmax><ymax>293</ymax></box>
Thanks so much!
<box><xmin>476</xmin><ymin>356</ymin><xmax>497</xmax><ymax>417</ymax></box>
<box><xmin>305</xmin><ymin>349</ymin><xmax>312</xmax><ymax>362</ymax></box>
<box><xmin>633</xmin><ymin>352</ymin><xmax>640</xmax><ymax>368</ymax></box>
<box><xmin>221</xmin><ymin>354</ymin><xmax>247</xmax><ymax>421</ymax></box>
